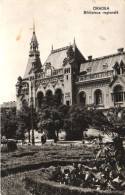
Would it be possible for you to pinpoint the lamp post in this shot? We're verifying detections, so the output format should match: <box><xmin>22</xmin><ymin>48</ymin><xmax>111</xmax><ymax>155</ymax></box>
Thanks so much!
<box><xmin>30</xmin><ymin>80</ymin><xmax>35</xmax><ymax>145</ymax></box>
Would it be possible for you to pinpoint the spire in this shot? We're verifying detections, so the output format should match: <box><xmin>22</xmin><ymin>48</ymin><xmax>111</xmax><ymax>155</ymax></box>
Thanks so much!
<box><xmin>74</xmin><ymin>37</ymin><xmax>75</xmax><ymax>45</ymax></box>
<box><xmin>51</xmin><ymin>44</ymin><xmax>53</xmax><ymax>53</ymax></box>
<box><xmin>30</xmin><ymin>21</ymin><xmax>39</xmax><ymax>52</ymax></box>
<box><xmin>33</xmin><ymin>19</ymin><xmax>35</xmax><ymax>33</ymax></box>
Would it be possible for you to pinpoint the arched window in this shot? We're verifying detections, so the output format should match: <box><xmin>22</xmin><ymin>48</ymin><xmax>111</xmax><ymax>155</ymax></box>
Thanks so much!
<box><xmin>37</xmin><ymin>92</ymin><xmax>44</xmax><ymax>108</ymax></box>
<box><xmin>22</xmin><ymin>99</ymin><xmax>28</xmax><ymax>107</ymax></box>
<box><xmin>114</xmin><ymin>85</ymin><xmax>124</xmax><ymax>103</ymax></box>
<box><xmin>46</xmin><ymin>68</ymin><xmax>51</xmax><ymax>77</ymax></box>
<box><xmin>94</xmin><ymin>89</ymin><xmax>103</xmax><ymax>105</ymax></box>
<box><xmin>116</xmin><ymin>67</ymin><xmax>120</xmax><ymax>75</ymax></box>
<box><xmin>79</xmin><ymin>92</ymin><xmax>86</xmax><ymax>105</ymax></box>
<box><xmin>55</xmin><ymin>88</ymin><xmax>63</xmax><ymax>104</ymax></box>
<box><xmin>120</xmin><ymin>61</ymin><xmax>125</xmax><ymax>74</ymax></box>
<box><xmin>46</xmin><ymin>90</ymin><xmax>52</xmax><ymax>97</ymax></box>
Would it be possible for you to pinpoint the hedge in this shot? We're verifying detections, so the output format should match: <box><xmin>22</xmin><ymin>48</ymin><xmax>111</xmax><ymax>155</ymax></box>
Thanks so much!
<box><xmin>24</xmin><ymin>177</ymin><xmax>124</xmax><ymax>195</ymax></box>
<box><xmin>1</xmin><ymin>159</ymin><xmax>106</xmax><ymax>177</ymax></box>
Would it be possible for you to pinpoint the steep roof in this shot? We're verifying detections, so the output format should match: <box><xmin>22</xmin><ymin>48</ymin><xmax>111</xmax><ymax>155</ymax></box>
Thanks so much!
<box><xmin>23</xmin><ymin>30</ymin><xmax>42</xmax><ymax>79</ymax></box>
<box><xmin>80</xmin><ymin>52</ymin><xmax>125</xmax><ymax>74</ymax></box>
<box><xmin>31</xmin><ymin>31</ymin><xmax>38</xmax><ymax>47</ymax></box>
<box><xmin>43</xmin><ymin>46</ymin><xmax>69</xmax><ymax>69</ymax></box>
<box><xmin>23</xmin><ymin>40</ymin><xmax>85</xmax><ymax>79</ymax></box>
<box><xmin>43</xmin><ymin>44</ymin><xmax>86</xmax><ymax>70</ymax></box>
<box><xmin>23</xmin><ymin>56</ymin><xmax>42</xmax><ymax>79</ymax></box>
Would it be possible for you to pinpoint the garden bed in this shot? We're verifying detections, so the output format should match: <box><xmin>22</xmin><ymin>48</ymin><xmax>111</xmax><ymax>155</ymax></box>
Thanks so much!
<box><xmin>23</xmin><ymin>164</ymin><xmax>125</xmax><ymax>194</ymax></box>
<box><xmin>1</xmin><ymin>144</ymin><xmax>125</xmax><ymax>194</ymax></box>
<box><xmin>2</xmin><ymin>166</ymin><xmax>124</xmax><ymax>195</ymax></box>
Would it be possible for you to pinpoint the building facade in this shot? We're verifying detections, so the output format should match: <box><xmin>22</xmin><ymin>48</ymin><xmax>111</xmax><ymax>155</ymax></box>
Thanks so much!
<box><xmin>16</xmin><ymin>30</ymin><xmax>125</xmax><ymax>110</ymax></box>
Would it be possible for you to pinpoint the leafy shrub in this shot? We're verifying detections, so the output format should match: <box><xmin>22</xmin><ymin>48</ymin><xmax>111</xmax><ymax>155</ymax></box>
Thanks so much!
<box><xmin>1</xmin><ymin>144</ymin><xmax>8</xmax><ymax>153</ymax></box>
<box><xmin>7</xmin><ymin>141</ymin><xmax>17</xmax><ymax>152</ymax></box>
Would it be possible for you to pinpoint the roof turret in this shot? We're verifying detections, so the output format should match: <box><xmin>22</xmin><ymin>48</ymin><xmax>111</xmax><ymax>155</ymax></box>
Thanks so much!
<box><xmin>30</xmin><ymin>30</ymin><xmax>39</xmax><ymax>51</ymax></box>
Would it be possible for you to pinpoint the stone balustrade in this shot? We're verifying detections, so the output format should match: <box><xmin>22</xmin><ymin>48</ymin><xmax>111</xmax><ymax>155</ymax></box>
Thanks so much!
<box><xmin>79</xmin><ymin>70</ymin><xmax>113</xmax><ymax>82</ymax></box>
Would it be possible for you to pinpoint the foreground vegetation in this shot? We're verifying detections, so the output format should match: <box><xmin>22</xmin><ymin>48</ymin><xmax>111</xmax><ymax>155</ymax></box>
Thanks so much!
<box><xmin>1</xmin><ymin>143</ymin><xmax>125</xmax><ymax>195</ymax></box>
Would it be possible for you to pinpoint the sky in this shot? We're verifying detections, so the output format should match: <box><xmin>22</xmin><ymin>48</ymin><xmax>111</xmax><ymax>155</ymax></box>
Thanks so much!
<box><xmin>0</xmin><ymin>0</ymin><xmax>125</xmax><ymax>104</ymax></box>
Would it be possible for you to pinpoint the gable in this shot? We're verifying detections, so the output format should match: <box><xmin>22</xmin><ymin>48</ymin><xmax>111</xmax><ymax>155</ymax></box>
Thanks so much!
<box><xmin>54</xmin><ymin>78</ymin><xmax>64</xmax><ymax>90</ymax></box>
<box><xmin>36</xmin><ymin>82</ymin><xmax>45</xmax><ymax>94</ymax></box>
<box><xmin>110</xmin><ymin>75</ymin><xmax>125</xmax><ymax>92</ymax></box>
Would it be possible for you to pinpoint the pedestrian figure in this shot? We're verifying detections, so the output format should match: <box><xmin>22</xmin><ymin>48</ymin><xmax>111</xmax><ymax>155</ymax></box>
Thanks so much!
<box><xmin>41</xmin><ymin>133</ymin><xmax>46</xmax><ymax>145</ymax></box>
<box><xmin>54</xmin><ymin>134</ymin><xmax>58</xmax><ymax>144</ymax></box>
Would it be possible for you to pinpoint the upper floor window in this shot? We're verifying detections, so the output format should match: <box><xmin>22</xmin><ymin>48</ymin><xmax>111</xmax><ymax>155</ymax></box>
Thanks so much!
<box><xmin>46</xmin><ymin>68</ymin><xmax>51</xmax><ymax>77</ymax></box>
<box><xmin>87</xmin><ymin>67</ymin><xmax>91</xmax><ymax>72</ymax></box>
<box><xmin>65</xmin><ymin>68</ymin><xmax>70</xmax><ymax>74</ymax></box>
<box><xmin>103</xmin><ymin>63</ymin><xmax>108</xmax><ymax>69</ymax></box>
<box><xmin>114</xmin><ymin>61</ymin><xmax>125</xmax><ymax>75</ymax></box>
<box><xmin>116</xmin><ymin>67</ymin><xmax>120</xmax><ymax>75</ymax></box>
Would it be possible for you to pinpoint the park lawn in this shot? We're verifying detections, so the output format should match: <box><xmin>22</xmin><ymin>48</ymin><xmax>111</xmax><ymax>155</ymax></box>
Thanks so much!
<box><xmin>1</xmin><ymin>144</ymin><xmax>96</xmax><ymax>171</ymax></box>
<box><xmin>2</xmin><ymin>143</ymin><xmax>124</xmax><ymax>195</ymax></box>
<box><xmin>1</xmin><ymin>144</ymin><xmax>96</xmax><ymax>195</ymax></box>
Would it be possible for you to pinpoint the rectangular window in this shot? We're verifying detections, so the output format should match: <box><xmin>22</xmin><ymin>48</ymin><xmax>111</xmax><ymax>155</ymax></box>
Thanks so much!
<box><xmin>115</xmin><ymin>92</ymin><xmax>123</xmax><ymax>102</ymax></box>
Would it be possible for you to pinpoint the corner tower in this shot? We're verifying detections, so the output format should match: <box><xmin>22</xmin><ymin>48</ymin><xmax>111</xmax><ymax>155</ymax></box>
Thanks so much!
<box><xmin>23</xmin><ymin>27</ymin><xmax>42</xmax><ymax>79</ymax></box>
<box><xmin>16</xmin><ymin>27</ymin><xmax>42</xmax><ymax>110</ymax></box>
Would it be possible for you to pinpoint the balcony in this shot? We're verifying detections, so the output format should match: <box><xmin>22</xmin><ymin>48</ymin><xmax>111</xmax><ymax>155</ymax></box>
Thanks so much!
<box><xmin>79</xmin><ymin>70</ymin><xmax>113</xmax><ymax>82</ymax></box>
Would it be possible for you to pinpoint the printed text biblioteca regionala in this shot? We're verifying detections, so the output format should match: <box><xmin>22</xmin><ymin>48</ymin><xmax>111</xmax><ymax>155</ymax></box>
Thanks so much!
<box><xmin>84</xmin><ymin>11</ymin><xmax>118</xmax><ymax>15</ymax></box>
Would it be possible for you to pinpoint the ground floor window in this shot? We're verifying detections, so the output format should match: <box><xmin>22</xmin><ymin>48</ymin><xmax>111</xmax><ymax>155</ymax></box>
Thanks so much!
<box><xmin>115</xmin><ymin>92</ymin><xmax>124</xmax><ymax>102</ymax></box>
<box><xmin>79</xmin><ymin>92</ymin><xmax>86</xmax><ymax>105</ymax></box>
<box><xmin>55</xmin><ymin>88</ymin><xmax>63</xmax><ymax>104</ymax></box>
<box><xmin>94</xmin><ymin>89</ymin><xmax>103</xmax><ymax>105</ymax></box>
<box><xmin>66</xmin><ymin>100</ymin><xmax>69</xmax><ymax>106</ymax></box>
<box><xmin>114</xmin><ymin>85</ymin><xmax>124</xmax><ymax>103</ymax></box>
<box><xmin>37</xmin><ymin>92</ymin><xmax>44</xmax><ymax>108</ymax></box>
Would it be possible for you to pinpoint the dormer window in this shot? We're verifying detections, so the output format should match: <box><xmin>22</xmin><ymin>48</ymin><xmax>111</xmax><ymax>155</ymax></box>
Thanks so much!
<box><xmin>87</xmin><ymin>67</ymin><xmax>91</xmax><ymax>72</ymax></box>
<box><xmin>120</xmin><ymin>60</ymin><xmax>125</xmax><ymax>74</ymax></box>
<box><xmin>103</xmin><ymin>63</ymin><xmax>108</xmax><ymax>69</ymax></box>
<box><xmin>116</xmin><ymin>66</ymin><xmax>120</xmax><ymax>75</ymax></box>
<box><xmin>114</xmin><ymin>61</ymin><xmax>125</xmax><ymax>75</ymax></box>
<box><xmin>46</xmin><ymin>68</ymin><xmax>51</xmax><ymax>77</ymax></box>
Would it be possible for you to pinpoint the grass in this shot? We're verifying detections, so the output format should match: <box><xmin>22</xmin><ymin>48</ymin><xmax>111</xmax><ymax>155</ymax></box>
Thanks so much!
<box><xmin>1</xmin><ymin>144</ymin><xmax>95</xmax><ymax>171</ymax></box>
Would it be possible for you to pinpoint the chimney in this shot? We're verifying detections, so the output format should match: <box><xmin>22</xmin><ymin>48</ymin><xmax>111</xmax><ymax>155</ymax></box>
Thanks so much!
<box><xmin>117</xmin><ymin>48</ymin><xmax>124</xmax><ymax>54</ymax></box>
<box><xmin>88</xmin><ymin>56</ymin><xmax>92</xmax><ymax>61</ymax></box>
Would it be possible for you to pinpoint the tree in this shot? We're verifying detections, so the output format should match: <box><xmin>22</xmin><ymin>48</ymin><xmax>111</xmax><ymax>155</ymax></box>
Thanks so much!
<box><xmin>16</xmin><ymin>104</ymin><xmax>37</xmax><ymax>141</ymax></box>
<box><xmin>107</xmin><ymin>106</ymin><xmax>125</xmax><ymax>136</ymax></box>
<box><xmin>37</xmin><ymin>108</ymin><xmax>55</xmax><ymax>138</ymax></box>
<box><xmin>37</xmin><ymin>108</ymin><xmax>63</xmax><ymax>140</ymax></box>
<box><xmin>65</xmin><ymin>105</ymin><xmax>112</xmax><ymax>140</ymax></box>
<box><xmin>37</xmin><ymin>97</ymin><xmax>69</xmax><ymax>140</ymax></box>
<box><xmin>87</xmin><ymin>109</ymin><xmax>112</xmax><ymax>130</ymax></box>
<box><xmin>65</xmin><ymin>105</ymin><xmax>90</xmax><ymax>140</ymax></box>
<box><xmin>1</xmin><ymin>107</ymin><xmax>17</xmax><ymax>139</ymax></box>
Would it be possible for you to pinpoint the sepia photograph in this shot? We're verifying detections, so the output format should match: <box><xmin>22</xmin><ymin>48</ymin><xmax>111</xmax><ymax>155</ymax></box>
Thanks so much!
<box><xmin>1</xmin><ymin>0</ymin><xmax>125</xmax><ymax>194</ymax></box>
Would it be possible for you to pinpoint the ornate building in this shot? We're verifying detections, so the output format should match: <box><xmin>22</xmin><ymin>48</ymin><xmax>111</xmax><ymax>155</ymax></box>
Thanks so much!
<box><xmin>16</xmin><ymin>29</ymin><xmax>125</xmax><ymax>110</ymax></box>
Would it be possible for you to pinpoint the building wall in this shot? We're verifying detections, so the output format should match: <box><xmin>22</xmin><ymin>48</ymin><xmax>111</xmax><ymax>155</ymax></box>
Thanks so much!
<box><xmin>15</xmin><ymin>31</ymin><xmax>125</xmax><ymax>110</ymax></box>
